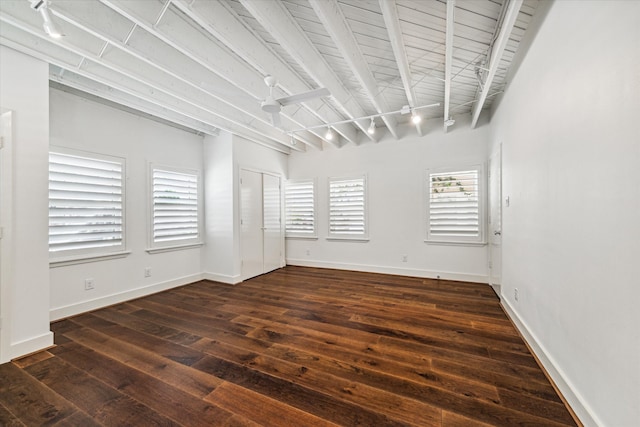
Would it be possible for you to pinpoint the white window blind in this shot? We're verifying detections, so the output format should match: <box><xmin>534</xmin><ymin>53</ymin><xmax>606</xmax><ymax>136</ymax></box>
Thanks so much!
<box><xmin>329</xmin><ymin>176</ymin><xmax>367</xmax><ymax>238</ymax></box>
<box><xmin>49</xmin><ymin>151</ymin><xmax>124</xmax><ymax>255</ymax></box>
<box><xmin>285</xmin><ymin>180</ymin><xmax>316</xmax><ymax>237</ymax></box>
<box><xmin>427</xmin><ymin>168</ymin><xmax>481</xmax><ymax>242</ymax></box>
<box><xmin>152</xmin><ymin>168</ymin><xmax>199</xmax><ymax>244</ymax></box>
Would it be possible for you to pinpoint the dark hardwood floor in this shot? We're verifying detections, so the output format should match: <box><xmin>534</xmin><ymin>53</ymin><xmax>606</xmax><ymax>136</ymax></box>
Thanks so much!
<box><xmin>0</xmin><ymin>266</ymin><xmax>579</xmax><ymax>426</ymax></box>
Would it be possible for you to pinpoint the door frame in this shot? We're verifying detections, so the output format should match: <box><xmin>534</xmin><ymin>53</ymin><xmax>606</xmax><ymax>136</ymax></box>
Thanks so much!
<box><xmin>0</xmin><ymin>109</ymin><xmax>14</xmax><ymax>363</ymax></box>
<box><xmin>488</xmin><ymin>143</ymin><xmax>503</xmax><ymax>295</ymax></box>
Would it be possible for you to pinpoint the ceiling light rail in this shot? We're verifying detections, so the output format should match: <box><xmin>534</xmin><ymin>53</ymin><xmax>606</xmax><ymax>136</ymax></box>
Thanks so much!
<box><xmin>287</xmin><ymin>103</ymin><xmax>440</xmax><ymax>135</ymax></box>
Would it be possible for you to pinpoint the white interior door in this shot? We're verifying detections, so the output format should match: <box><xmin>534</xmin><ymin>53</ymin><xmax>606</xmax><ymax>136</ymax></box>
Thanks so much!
<box><xmin>240</xmin><ymin>169</ymin><xmax>283</xmax><ymax>281</ymax></box>
<box><xmin>262</xmin><ymin>173</ymin><xmax>282</xmax><ymax>274</ymax></box>
<box><xmin>488</xmin><ymin>145</ymin><xmax>503</xmax><ymax>293</ymax></box>
<box><xmin>240</xmin><ymin>170</ymin><xmax>264</xmax><ymax>280</ymax></box>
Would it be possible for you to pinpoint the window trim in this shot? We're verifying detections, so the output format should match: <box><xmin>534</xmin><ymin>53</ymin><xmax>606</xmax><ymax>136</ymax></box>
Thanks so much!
<box><xmin>327</xmin><ymin>174</ymin><xmax>369</xmax><ymax>241</ymax></box>
<box><xmin>147</xmin><ymin>163</ymin><xmax>203</xmax><ymax>252</ymax></box>
<box><xmin>284</xmin><ymin>178</ymin><xmax>317</xmax><ymax>239</ymax></box>
<box><xmin>424</xmin><ymin>165</ymin><xmax>486</xmax><ymax>245</ymax></box>
<box><xmin>48</xmin><ymin>147</ymin><xmax>127</xmax><ymax>261</ymax></box>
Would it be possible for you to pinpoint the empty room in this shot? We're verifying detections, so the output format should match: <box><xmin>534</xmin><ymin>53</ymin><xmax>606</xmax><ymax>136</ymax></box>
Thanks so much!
<box><xmin>0</xmin><ymin>0</ymin><xmax>638</xmax><ymax>426</ymax></box>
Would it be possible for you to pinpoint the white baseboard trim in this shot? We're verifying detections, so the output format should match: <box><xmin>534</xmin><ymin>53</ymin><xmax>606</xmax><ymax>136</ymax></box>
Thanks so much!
<box><xmin>202</xmin><ymin>272</ymin><xmax>242</xmax><ymax>285</ymax></box>
<box><xmin>501</xmin><ymin>298</ymin><xmax>601</xmax><ymax>427</ymax></box>
<box><xmin>50</xmin><ymin>273</ymin><xmax>204</xmax><ymax>321</ymax></box>
<box><xmin>8</xmin><ymin>331</ymin><xmax>54</xmax><ymax>362</ymax></box>
<box><xmin>286</xmin><ymin>259</ymin><xmax>489</xmax><ymax>284</ymax></box>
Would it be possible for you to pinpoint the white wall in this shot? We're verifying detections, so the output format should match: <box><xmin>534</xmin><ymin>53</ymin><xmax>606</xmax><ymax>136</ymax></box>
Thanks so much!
<box><xmin>489</xmin><ymin>1</ymin><xmax>640</xmax><ymax>426</ymax></box>
<box><xmin>202</xmin><ymin>132</ymin><xmax>287</xmax><ymax>283</ymax></box>
<box><xmin>49</xmin><ymin>88</ymin><xmax>205</xmax><ymax>320</ymax></box>
<box><xmin>0</xmin><ymin>46</ymin><xmax>53</xmax><ymax>363</ymax></box>
<box><xmin>287</xmin><ymin>116</ymin><xmax>490</xmax><ymax>282</ymax></box>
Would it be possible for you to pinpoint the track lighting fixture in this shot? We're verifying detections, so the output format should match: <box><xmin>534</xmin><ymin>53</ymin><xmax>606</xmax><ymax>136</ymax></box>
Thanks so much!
<box><xmin>31</xmin><ymin>0</ymin><xmax>64</xmax><ymax>39</ymax></box>
<box><xmin>367</xmin><ymin>118</ymin><xmax>375</xmax><ymax>135</ymax></box>
<box><xmin>325</xmin><ymin>126</ymin><xmax>333</xmax><ymax>141</ymax></box>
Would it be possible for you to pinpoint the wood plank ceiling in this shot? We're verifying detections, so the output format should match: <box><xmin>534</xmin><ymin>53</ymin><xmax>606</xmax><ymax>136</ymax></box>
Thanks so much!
<box><xmin>0</xmin><ymin>0</ymin><xmax>537</xmax><ymax>154</ymax></box>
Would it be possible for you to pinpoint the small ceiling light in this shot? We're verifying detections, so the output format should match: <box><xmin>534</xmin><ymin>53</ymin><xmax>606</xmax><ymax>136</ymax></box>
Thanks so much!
<box><xmin>290</xmin><ymin>134</ymin><xmax>297</xmax><ymax>146</ymax></box>
<box><xmin>444</xmin><ymin>117</ymin><xmax>456</xmax><ymax>127</ymax></box>
<box><xmin>31</xmin><ymin>0</ymin><xmax>64</xmax><ymax>39</ymax></box>
<box><xmin>367</xmin><ymin>118</ymin><xmax>375</xmax><ymax>135</ymax></box>
<box><xmin>325</xmin><ymin>126</ymin><xmax>333</xmax><ymax>141</ymax></box>
<box><xmin>411</xmin><ymin>111</ymin><xmax>422</xmax><ymax>124</ymax></box>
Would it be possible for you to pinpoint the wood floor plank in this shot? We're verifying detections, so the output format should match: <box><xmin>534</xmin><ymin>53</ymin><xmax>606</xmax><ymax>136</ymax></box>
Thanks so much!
<box><xmin>0</xmin><ymin>362</ymin><xmax>79</xmax><ymax>426</ymax></box>
<box><xmin>206</xmin><ymin>381</ymin><xmax>340</xmax><ymax>427</ymax></box>
<box><xmin>0</xmin><ymin>266</ymin><xmax>578</xmax><ymax>426</ymax></box>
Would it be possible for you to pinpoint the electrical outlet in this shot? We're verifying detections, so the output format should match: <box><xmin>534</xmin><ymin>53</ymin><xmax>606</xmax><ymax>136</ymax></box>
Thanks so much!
<box><xmin>514</xmin><ymin>288</ymin><xmax>519</xmax><ymax>302</ymax></box>
<box><xmin>84</xmin><ymin>278</ymin><xmax>95</xmax><ymax>290</ymax></box>
<box><xmin>144</xmin><ymin>267</ymin><xmax>152</xmax><ymax>278</ymax></box>
<box><xmin>401</xmin><ymin>254</ymin><xmax>408</xmax><ymax>263</ymax></box>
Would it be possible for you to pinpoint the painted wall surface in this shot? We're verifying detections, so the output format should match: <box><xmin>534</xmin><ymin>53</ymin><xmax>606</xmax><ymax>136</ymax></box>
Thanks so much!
<box><xmin>489</xmin><ymin>1</ymin><xmax>640</xmax><ymax>425</ymax></box>
<box><xmin>202</xmin><ymin>132</ymin><xmax>236</xmax><ymax>282</ymax></box>
<box><xmin>0</xmin><ymin>46</ymin><xmax>53</xmax><ymax>362</ymax></box>
<box><xmin>202</xmin><ymin>132</ymin><xmax>287</xmax><ymax>283</ymax></box>
<box><xmin>49</xmin><ymin>89</ymin><xmax>205</xmax><ymax>319</ymax></box>
<box><xmin>287</xmin><ymin>117</ymin><xmax>490</xmax><ymax>282</ymax></box>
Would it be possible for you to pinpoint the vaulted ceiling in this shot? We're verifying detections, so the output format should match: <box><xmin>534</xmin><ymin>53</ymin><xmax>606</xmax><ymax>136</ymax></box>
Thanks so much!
<box><xmin>0</xmin><ymin>0</ymin><xmax>538</xmax><ymax>154</ymax></box>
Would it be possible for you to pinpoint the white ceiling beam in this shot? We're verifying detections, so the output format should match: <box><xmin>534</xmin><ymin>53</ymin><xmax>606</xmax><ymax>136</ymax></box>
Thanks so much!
<box><xmin>173</xmin><ymin>0</ymin><xmax>353</xmax><ymax>147</ymax></box>
<box><xmin>310</xmin><ymin>0</ymin><xmax>397</xmax><ymax>139</ymax></box>
<box><xmin>0</xmin><ymin>13</ymin><xmax>295</xmax><ymax>154</ymax></box>
<box><xmin>49</xmin><ymin>68</ymin><xmax>220</xmax><ymax>136</ymax></box>
<box><xmin>92</xmin><ymin>0</ymin><xmax>318</xmax><ymax>150</ymax></box>
<box><xmin>470</xmin><ymin>0</ymin><xmax>523</xmax><ymax>128</ymax></box>
<box><xmin>443</xmin><ymin>0</ymin><xmax>455</xmax><ymax>133</ymax></box>
<box><xmin>238</xmin><ymin>0</ymin><xmax>376</xmax><ymax>142</ymax></box>
<box><xmin>378</xmin><ymin>0</ymin><xmax>422</xmax><ymax>136</ymax></box>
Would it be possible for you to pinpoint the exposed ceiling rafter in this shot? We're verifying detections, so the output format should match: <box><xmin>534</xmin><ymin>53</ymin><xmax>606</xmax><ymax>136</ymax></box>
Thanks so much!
<box><xmin>310</xmin><ymin>0</ymin><xmax>397</xmax><ymax>139</ymax></box>
<box><xmin>239</xmin><ymin>0</ymin><xmax>376</xmax><ymax>142</ymax></box>
<box><xmin>379</xmin><ymin>0</ymin><xmax>422</xmax><ymax>137</ymax></box>
<box><xmin>443</xmin><ymin>0</ymin><xmax>455</xmax><ymax>133</ymax></box>
<box><xmin>470</xmin><ymin>0</ymin><xmax>524</xmax><ymax>128</ymax></box>
<box><xmin>0</xmin><ymin>10</ymin><xmax>298</xmax><ymax>153</ymax></box>
<box><xmin>170</xmin><ymin>0</ymin><xmax>350</xmax><ymax>148</ymax></box>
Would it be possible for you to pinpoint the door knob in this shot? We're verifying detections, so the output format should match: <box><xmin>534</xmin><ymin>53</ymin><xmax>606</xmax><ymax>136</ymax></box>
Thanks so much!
<box><xmin>494</xmin><ymin>231</ymin><xmax>501</xmax><ymax>236</ymax></box>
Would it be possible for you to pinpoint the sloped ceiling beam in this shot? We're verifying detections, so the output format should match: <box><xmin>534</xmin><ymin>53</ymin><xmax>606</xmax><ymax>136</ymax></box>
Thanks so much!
<box><xmin>174</xmin><ymin>0</ymin><xmax>355</xmax><ymax>147</ymax></box>
<box><xmin>0</xmin><ymin>12</ymin><xmax>294</xmax><ymax>154</ymax></box>
<box><xmin>310</xmin><ymin>0</ymin><xmax>398</xmax><ymax>139</ymax></box>
<box><xmin>95</xmin><ymin>0</ymin><xmax>318</xmax><ymax>150</ymax></box>
<box><xmin>378</xmin><ymin>0</ymin><xmax>422</xmax><ymax>136</ymax></box>
<box><xmin>49</xmin><ymin>68</ymin><xmax>221</xmax><ymax>137</ymax></box>
<box><xmin>470</xmin><ymin>0</ymin><xmax>523</xmax><ymax>128</ymax></box>
<box><xmin>443</xmin><ymin>0</ymin><xmax>455</xmax><ymax>133</ymax></box>
<box><xmin>239</xmin><ymin>0</ymin><xmax>376</xmax><ymax>142</ymax></box>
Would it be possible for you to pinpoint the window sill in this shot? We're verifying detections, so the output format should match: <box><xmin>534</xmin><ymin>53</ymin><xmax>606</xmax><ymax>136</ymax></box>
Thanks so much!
<box><xmin>50</xmin><ymin>250</ymin><xmax>132</xmax><ymax>268</ymax></box>
<box><xmin>146</xmin><ymin>242</ymin><xmax>204</xmax><ymax>254</ymax></box>
<box><xmin>285</xmin><ymin>235</ymin><xmax>319</xmax><ymax>240</ymax></box>
<box><xmin>424</xmin><ymin>240</ymin><xmax>487</xmax><ymax>247</ymax></box>
<box><xmin>326</xmin><ymin>236</ymin><xmax>370</xmax><ymax>242</ymax></box>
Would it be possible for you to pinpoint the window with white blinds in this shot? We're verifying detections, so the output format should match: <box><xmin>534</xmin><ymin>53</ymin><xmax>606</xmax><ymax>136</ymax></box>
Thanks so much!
<box><xmin>285</xmin><ymin>179</ymin><xmax>316</xmax><ymax>238</ymax></box>
<box><xmin>328</xmin><ymin>176</ymin><xmax>368</xmax><ymax>239</ymax></box>
<box><xmin>427</xmin><ymin>167</ymin><xmax>483</xmax><ymax>243</ymax></box>
<box><xmin>49</xmin><ymin>151</ymin><xmax>125</xmax><ymax>256</ymax></box>
<box><xmin>151</xmin><ymin>167</ymin><xmax>201</xmax><ymax>247</ymax></box>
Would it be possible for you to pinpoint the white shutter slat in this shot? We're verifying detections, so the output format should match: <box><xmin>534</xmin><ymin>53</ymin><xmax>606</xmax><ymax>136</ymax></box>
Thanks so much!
<box><xmin>152</xmin><ymin>169</ymin><xmax>200</xmax><ymax>244</ymax></box>
<box><xmin>285</xmin><ymin>180</ymin><xmax>316</xmax><ymax>236</ymax></box>
<box><xmin>49</xmin><ymin>152</ymin><xmax>124</xmax><ymax>254</ymax></box>
<box><xmin>329</xmin><ymin>177</ymin><xmax>367</xmax><ymax>237</ymax></box>
<box><xmin>428</xmin><ymin>169</ymin><xmax>481</xmax><ymax>240</ymax></box>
